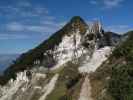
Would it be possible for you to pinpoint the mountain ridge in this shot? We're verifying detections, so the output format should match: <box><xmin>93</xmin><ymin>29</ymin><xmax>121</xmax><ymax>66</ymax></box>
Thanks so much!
<box><xmin>0</xmin><ymin>16</ymin><xmax>126</xmax><ymax>100</ymax></box>
<box><xmin>89</xmin><ymin>31</ymin><xmax>133</xmax><ymax>100</ymax></box>
<box><xmin>1</xmin><ymin>16</ymin><xmax>121</xmax><ymax>85</ymax></box>
<box><xmin>0</xmin><ymin>16</ymin><xmax>84</xmax><ymax>83</ymax></box>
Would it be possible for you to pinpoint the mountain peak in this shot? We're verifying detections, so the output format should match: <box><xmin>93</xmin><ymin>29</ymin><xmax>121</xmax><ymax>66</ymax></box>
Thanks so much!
<box><xmin>70</xmin><ymin>16</ymin><xmax>85</xmax><ymax>23</ymax></box>
<box><xmin>63</xmin><ymin>16</ymin><xmax>88</xmax><ymax>34</ymax></box>
<box><xmin>1</xmin><ymin>16</ymin><xmax>121</xmax><ymax>86</ymax></box>
<box><xmin>70</xmin><ymin>16</ymin><xmax>87</xmax><ymax>27</ymax></box>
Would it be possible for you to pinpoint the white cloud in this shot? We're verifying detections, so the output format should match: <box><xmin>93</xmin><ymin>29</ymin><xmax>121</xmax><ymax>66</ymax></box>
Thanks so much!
<box><xmin>0</xmin><ymin>1</ymin><xmax>67</xmax><ymax>40</ymax></box>
<box><xmin>6</xmin><ymin>22</ymin><xmax>25</xmax><ymax>31</ymax></box>
<box><xmin>105</xmin><ymin>25</ymin><xmax>132</xmax><ymax>34</ymax></box>
<box><xmin>5</xmin><ymin>20</ymin><xmax>65</xmax><ymax>33</ymax></box>
<box><xmin>0</xmin><ymin>33</ymin><xmax>29</xmax><ymax>40</ymax></box>
<box><xmin>26</xmin><ymin>25</ymin><xmax>58</xmax><ymax>33</ymax></box>
<box><xmin>0</xmin><ymin>20</ymin><xmax>66</xmax><ymax>40</ymax></box>
<box><xmin>89</xmin><ymin>0</ymin><xmax>125</xmax><ymax>9</ymax></box>
<box><xmin>34</xmin><ymin>7</ymin><xmax>49</xmax><ymax>15</ymax></box>
<box><xmin>0</xmin><ymin>1</ymin><xmax>49</xmax><ymax>18</ymax></box>
<box><xmin>40</xmin><ymin>21</ymin><xmax>58</xmax><ymax>26</ymax></box>
<box><xmin>90</xmin><ymin>0</ymin><xmax>98</xmax><ymax>5</ymax></box>
<box><xmin>40</xmin><ymin>20</ymin><xmax>66</xmax><ymax>27</ymax></box>
<box><xmin>103</xmin><ymin>0</ymin><xmax>124</xmax><ymax>9</ymax></box>
<box><xmin>17</xmin><ymin>1</ymin><xmax>31</xmax><ymax>7</ymax></box>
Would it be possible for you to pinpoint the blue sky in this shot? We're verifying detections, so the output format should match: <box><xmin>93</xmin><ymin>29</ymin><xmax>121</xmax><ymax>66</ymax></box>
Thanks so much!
<box><xmin>0</xmin><ymin>0</ymin><xmax>132</xmax><ymax>54</ymax></box>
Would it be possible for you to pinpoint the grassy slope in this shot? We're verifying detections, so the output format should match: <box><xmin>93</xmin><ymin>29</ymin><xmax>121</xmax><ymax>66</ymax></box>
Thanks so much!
<box><xmin>90</xmin><ymin>31</ymin><xmax>133</xmax><ymax>100</ymax></box>
<box><xmin>46</xmin><ymin>61</ymin><xmax>83</xmax><ymax>100</ymax></box>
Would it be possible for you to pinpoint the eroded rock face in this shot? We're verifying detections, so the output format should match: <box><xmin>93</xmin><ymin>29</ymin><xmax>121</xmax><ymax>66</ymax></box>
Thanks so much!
<box><xmin>4</xmin><ymin>17</ymin><xmax>119</xmax><ymax>78</ymax></box>
<box><xmin>41</xmin><ymin>21</ymin><xmax>106</xmax><ymax>70</ymax></box>
<box><xmin>0</xmin><ymin>69</ymin><xmax>46</xmax><ymax>100</ymax></box>
<box><xmin>0</xmin><ymin>17</ymin><xmax>121</xmax><ymax>100</ymax></box>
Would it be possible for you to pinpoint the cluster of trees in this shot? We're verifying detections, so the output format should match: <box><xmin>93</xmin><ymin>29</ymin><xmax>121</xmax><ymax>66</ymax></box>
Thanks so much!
<box><xmin>108</xmin><ymin>31</ymin><xmax>133</xmax><ymax>100</ymax></box>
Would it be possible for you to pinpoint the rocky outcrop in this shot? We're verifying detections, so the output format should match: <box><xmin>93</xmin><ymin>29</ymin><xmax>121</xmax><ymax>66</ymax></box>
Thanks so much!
<box><xmin>0</xmin><ymin>16</ymin><xmax>121</xmax><ymax>100</ymax></box>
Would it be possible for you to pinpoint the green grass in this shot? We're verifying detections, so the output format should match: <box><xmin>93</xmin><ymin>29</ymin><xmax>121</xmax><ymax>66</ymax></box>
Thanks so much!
<box><xmin>89</xmin><ymin>31</ymin><xmax>133</xmax><ymax>100</ymax></box>
<box><xmin>108</xmin><ymin>32</ymin><xmax>133</xmax><ymax>100</ymax></box>
<box><xmin>46</xmin><ymin>61</ymin><xmax>82</xmax><ymax>100</ymax></box>
<box><xmin>46</xmin><ymin>82</ymin><xmax>67</xmax><ymax>100</ymax></box>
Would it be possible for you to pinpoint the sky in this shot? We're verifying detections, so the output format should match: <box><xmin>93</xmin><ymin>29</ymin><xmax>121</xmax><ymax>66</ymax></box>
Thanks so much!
<box><xmin>0</xmin><ymin>0</ymin><xmax>132</xmax><ymax>54</ymax></box>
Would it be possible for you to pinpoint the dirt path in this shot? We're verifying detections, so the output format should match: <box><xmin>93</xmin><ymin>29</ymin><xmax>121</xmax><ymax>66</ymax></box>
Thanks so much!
<box><xmin>79</xmin><ymin>76</ymin><xmax>93</xmax><ymax>100</ymax></box>
<box><xmin>39</xmin><ymin>74</ymin><xmax>59</xmax><ymax>100</ymax></box>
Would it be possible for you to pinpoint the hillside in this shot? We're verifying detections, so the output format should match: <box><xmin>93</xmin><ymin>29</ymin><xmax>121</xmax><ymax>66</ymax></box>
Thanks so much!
<box><xmin>3</xmin><ymin>16</ymin><xmax>88</xmax><ymax>82</ymax></box>
<box><xmin>0</xmin><ymin>16</ymin><xmax>124</xmax><ymax>100</ymax></box>
<box><xmin>89</xmin><ymin>31</ymin><xmax>133</xmax><ymax>100</ymax></box>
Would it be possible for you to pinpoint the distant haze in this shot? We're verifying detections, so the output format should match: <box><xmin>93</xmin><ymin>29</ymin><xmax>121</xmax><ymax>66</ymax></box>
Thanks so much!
<box><xmin>0</xmin><ymin>54</ymin><xmax>19</xmax><ymax>73</ymax></box>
